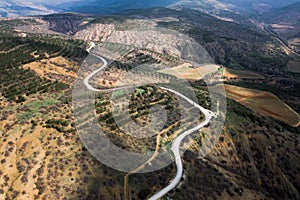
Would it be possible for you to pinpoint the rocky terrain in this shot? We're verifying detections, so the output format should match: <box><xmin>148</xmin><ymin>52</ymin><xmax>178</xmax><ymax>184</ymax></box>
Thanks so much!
<box><xmin>73</xmin><ymin>23</ymin><xmax>116</xmax><ymax>41</ymax></box>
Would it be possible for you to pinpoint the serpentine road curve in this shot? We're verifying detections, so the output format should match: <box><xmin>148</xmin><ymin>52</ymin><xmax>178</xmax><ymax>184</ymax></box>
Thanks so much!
<box><xmin>84</xmin><ymin>42</ymin><xmax>216</xmax><ymax>200</ymax></box>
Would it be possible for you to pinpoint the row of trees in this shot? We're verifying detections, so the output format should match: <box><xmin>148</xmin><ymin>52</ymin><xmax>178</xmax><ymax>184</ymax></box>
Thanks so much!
<box><xmin>0</xmin><ymin>35</ymin><xmax>85</xmax><ymax>102</ymax></box>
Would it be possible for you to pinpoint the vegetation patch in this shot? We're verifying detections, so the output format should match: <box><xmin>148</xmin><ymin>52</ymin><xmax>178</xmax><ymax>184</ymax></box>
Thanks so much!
<box><xmin>112</xmin><ymin>90</ymin><xmax>126</xmax><ymax>98</ymax></box>
<box><xmin>28</xmin><ymin>98</ymin><xmax>58</xmax><ymax>111</ymax></box>
<box><xmin>17</xmin><ymin>98</ymin><xmax>58</xmax><ymax>121</ymax></box>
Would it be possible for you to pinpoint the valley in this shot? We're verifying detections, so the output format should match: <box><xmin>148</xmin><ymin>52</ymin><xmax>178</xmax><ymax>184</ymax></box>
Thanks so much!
<box><xmin>0</xmin><ymin>2</ymin><xmax>299</xmax><ymax>200</ymax></box>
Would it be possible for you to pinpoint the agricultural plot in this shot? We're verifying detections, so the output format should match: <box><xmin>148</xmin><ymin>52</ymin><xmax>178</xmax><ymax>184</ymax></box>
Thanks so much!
<box><xmin>215</xmin><ymin>84</ymin><xmax>300</xmax><ymax>127</ymax></box>
<box><xmin>159</xmin><ymin>63</ymin><xmax>219</xmax><ymax>81</ymax></box>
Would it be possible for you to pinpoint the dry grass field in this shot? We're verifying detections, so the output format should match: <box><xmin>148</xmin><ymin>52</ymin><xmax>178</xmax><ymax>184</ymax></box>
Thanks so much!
<box><xmin>222</xmin><ymin>67</ymin><xmax>264</xmax><ymax>79</ymax></box>
<box><xmin>215</xmin><ymin>84</ymin><xmax>300</xmax><ymax>127</ymax></box>
<box><xmin>159</xmin><ymin>63</ymin><xmax>219</xmax><ymax>81</ymax></box>
<box><xmin>23</xmin><ymin>56</ymin><xmax>79</xmax><ymax>84</ymax></box>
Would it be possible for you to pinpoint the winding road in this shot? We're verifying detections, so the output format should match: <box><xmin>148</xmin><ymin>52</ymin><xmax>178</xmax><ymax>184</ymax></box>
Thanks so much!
<box><xmin>85</xmin><ymin>42</ymin><xmax>216</xmax><ymax>200</ymax></box>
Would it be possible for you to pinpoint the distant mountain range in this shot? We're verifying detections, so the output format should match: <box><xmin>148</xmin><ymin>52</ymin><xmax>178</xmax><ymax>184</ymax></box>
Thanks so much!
<box><xmin>217</xmin><ymin>0</ymin><xmax>300</xmax><ymax>12</ymax></box>
<box><xmin>171</xmin><ymin>0</ymin><xmax>300</xmax><ymax>15</ymax></box>
<box><xmin>58</xmin><ymin>0</ymin><xmax>178</xmax><ymax>14</ymax></box>
<box><xmin>0</xmin><ymin>0</ymin><xmax>299</xmax><ymax>17</ymax></box>
<box><xmin>0</xmin><ymin>0</ymin><xmax>56</xmax><ymax>17</ymax></box>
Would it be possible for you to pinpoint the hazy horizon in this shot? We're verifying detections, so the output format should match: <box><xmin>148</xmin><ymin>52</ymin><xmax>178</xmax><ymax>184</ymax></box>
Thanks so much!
<box><xmin>29</xmin><ymin>0</ymin><xmax>300</xmax><ymax>6</ymax></box>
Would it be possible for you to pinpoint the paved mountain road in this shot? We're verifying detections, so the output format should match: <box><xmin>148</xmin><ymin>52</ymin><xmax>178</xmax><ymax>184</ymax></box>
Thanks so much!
<box><xmin>84</xmin><ymin>43</ymin><xmax>216</xmax><ymax>200</ymax></box>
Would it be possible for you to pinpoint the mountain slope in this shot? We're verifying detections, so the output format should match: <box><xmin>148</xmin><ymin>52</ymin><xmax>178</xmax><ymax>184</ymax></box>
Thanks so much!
<box><xmin>260</xmin><ymin>2</ymin><xmax>300</xmax><ymax>52</ymax></box>
<box><xmin>260</xmin><ymin>2</ymin><xmax>300</xmax><ymax>24</ymax></box>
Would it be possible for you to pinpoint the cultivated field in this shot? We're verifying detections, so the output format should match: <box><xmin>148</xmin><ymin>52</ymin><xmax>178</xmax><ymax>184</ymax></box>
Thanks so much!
<box><xmin>215</xmin><ymin>84</ymin><xmax>300</xmax><ymax>127</ymax></box>
<box><xmin>159</xmin><ymin>63</ymin><xmax>219</xmax><ymax>81</ymax></box>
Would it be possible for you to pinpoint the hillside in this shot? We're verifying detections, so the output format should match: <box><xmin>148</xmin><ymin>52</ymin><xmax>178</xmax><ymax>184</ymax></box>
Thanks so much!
<box><xmin>260</xmin><ymin>2</ymin><xmax>300</xmax><ymax>24</ymax></box>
